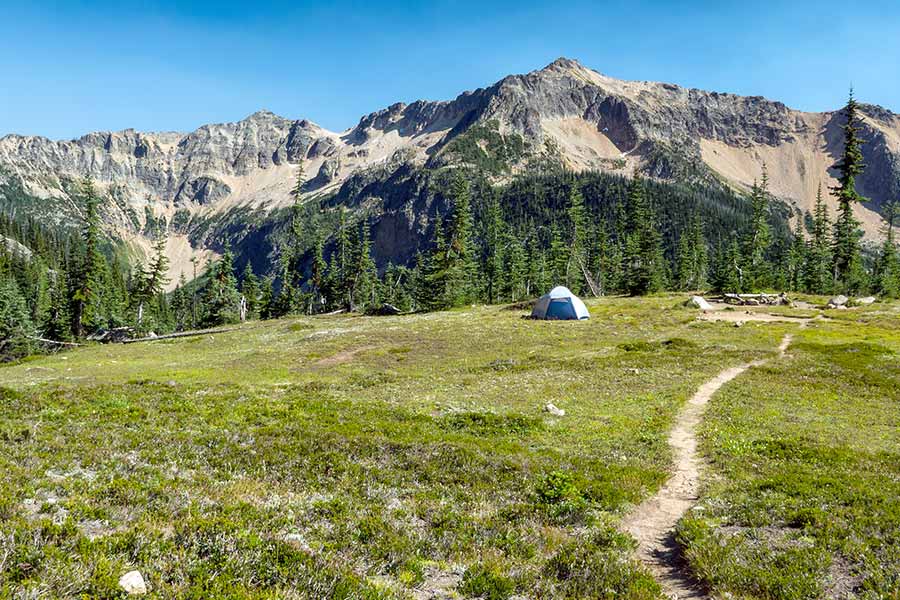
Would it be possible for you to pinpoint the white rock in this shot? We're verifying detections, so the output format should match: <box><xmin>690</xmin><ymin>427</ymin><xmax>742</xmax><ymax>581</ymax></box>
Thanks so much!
<box><xmin>857</xmin><ymin>296</ymin><xmax>876</xmax><ymax>305</ymax></box>
<box><xmin>544</xmin><ymin>403</ymin><xmax>565</xmax><ymax>417</ymax></box>
<box><xmin>828</xmin><ymin>295</ymin><xmax>849</xmax><ymax>307</ymax></box>
<box><xmin>119</xmin><ymin>570</ymin><xmax>147</xmax><ymax>595</ymax></box>
<box><xmin>688</xmin><ymin>296</ymin><xmax>713</xmax><ymax>310</ymax></box>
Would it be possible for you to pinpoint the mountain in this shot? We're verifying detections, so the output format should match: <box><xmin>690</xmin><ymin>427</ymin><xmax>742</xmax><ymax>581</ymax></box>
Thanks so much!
<box><xmin>1</xmin><ymin>58</ymin><xmax>898</xmax><ymax>284</ymax></box>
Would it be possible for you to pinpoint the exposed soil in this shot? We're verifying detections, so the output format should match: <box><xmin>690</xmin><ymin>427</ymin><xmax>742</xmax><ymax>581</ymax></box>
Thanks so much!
<box><xmin>314</xmin><ymin>345</ymin><xmax>375</xmax><ymax>366</ymax></box>
<box><xmin>621</xmin><ymin>332</ymin><xmax>794</xmax><ymax>598</ymax></box>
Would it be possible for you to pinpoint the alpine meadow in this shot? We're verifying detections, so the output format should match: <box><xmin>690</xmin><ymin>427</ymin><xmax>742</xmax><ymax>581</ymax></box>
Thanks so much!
<box><xmin>1</xmin><ymin>4</ymin><xmax>900</xmax><ymax>598</ymax></box>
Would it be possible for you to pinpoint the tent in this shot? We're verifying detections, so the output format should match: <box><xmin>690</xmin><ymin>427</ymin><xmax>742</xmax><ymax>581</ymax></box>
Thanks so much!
<box><xmin>531</xmin><ymin>286</ymin><xmax>590</xmax><ymax>320</ymax></box>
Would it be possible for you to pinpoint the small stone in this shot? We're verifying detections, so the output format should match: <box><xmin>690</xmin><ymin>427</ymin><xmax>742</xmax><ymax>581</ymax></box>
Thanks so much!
<box><xmin>544</xmin><ymin>403</ymin><xmax>565</xmax><ymax>417</ymax></box>
<box><xmin>119</xmin><ymin>570</ymin><xmax>147</xmax><ymax>595</ymax></box>
<box><xmin>734</xmin><ymin>321</ymin><xmax>744</xmax><ymax>328</ymax></box>
<box><xmin>857</xmin><ymin>296</ymin><xmax>876</xmax><ymax>305</ymax></box>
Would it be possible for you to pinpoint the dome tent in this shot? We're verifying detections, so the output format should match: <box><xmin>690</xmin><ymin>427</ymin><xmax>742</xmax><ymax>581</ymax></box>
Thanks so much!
<box><xmin>531</xmin><ymin>286</ymin><xmax>590</xmax><ymax>320</ymax></box>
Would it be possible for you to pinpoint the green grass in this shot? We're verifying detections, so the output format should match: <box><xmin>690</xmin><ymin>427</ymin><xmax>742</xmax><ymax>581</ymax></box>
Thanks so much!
<box><xmin>0</xmin><ymin>296</ymin><xmax>871</xmax><ymax>598</ymax></box>
<box><xmin>680</xmin><ymin>308</ymin><xmax>900</xmax><ymax>599</ymax></box>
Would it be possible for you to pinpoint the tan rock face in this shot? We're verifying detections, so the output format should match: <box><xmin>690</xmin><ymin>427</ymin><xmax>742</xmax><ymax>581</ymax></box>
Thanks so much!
<box><xmin>1</xmin><ymin>57</ymin><xmax>897</xmax><ymax>274</ymax></box>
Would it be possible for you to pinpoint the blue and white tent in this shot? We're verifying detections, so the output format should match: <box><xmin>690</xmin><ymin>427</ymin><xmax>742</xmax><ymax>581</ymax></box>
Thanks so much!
<box><xmin>531</xmin><ymin>286</ymin><xmax>590</xmax><ymax>320</ymax></box>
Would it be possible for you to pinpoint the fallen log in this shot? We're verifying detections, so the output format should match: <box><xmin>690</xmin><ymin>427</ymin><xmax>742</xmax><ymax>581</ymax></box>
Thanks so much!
<box><xmin>28</xmin><ymin>336</ymin><xmax>82</xmax><ymax>347</ymax></box>
<box><xmin>122</xmin><ymin>327</ymin><xmax>242</xmax><ymax>344</ymax></box>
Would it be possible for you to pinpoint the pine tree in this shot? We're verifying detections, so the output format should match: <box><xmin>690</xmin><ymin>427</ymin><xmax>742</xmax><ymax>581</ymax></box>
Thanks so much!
<box><xmin>500</xmin><ymin>230</ymin><xmax>527</xmax><ymax>302</ymax></box>
<box><xmin>875</xmin><ymin>201</ymin><xmax>900</xmax><ymax>298</ymax></box>
<box><xmin>803</xmin><ymin>185</ymin><xmax>833</xmax><ymax>293</ymax></box>
<box><xmin>786</xmin><ymin>218</ymin><xmax>807</xmax><ymax>292</ymax></box>
<box><xmin>240</xmin><ymin>263</ymin><xmax>261</xmax><ymax>320</ymax></box>
<box><xmin>171</xmin><ymin>273</ymin><xmax>189</xmax><ymax>331</ymax></box>
<box><xmin>713</xmin><ymin>239</ymin><xmax>743</xmax><ymax>293</ymax></box>
<box><xmin>623</xmin><ymin>176</ymin><xmax>666</xmax><ymax>295</ymax></box>
<box><xmin>743</xmin><ymin>166</ymin><xmax>772</xmax><ymax>291</ymax></box>
<box><xmin>43</xmin><ymin>267</ymin><xmax>71</xmax><ymax>341</ymax></box>
<box><xmin>417</xmin><ymin>217</ymin><xmax>449</xmax><ymax>311</ymax></box>
<box><xmin>566</xmin><ymin>184</ymin><xmax>589</xmax><ymax>294</ymax></box>
<box><xmin>71</xmin><ymin>178</ymin><xmax>104</xmax><ymax>337</ymax></box>
<box><xmin>258</xmin><ymin>276</ymin><xmax>275</xmax><ymax>320</ymax></box>
<box><xmin>445</xmin><ymin>173</ymin><xmax>477</xmax><ymax>305</ymax></box>
<box><xmin>830</xmin><ymin>89</ymin><xmax>869</xmax><ymax>292</ymax></box>
<box><xmin>482</xmin><ymin>195</ymin><xmax>505</xmax><ymax>304</ymax></box>
<box><xmin>201</xmin><ymin>248</ymin><xmax>241</xmax><ymax>326</ymax></box>
<box><xmin>0</xmin><ymin>278</ymin><xmax>35</xmax><ymax>361</ymax></box>
<box><xmin>548</xmin><ymin>225</ymin><xmax>568</xmax><ymax>287</ymax></box>
<box><xmin>330</xmin><ymin>211</ymin><xmax>352</xmax><ymax>309</ymax></box>
<box><xmin>351</xmin><ymin>221</ymin><xmax>378</xmax><ymax>311</ymax></box>
<box><xmin>310</xmin><ymin>232</ymin><xmax>327</xmax><ymax>311</ymax></box>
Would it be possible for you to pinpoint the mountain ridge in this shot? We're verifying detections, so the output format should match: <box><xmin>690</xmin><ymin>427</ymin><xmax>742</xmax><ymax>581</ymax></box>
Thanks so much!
<box><xmin>1</xmin><ymin>57</ymin><xmax>898</xmax><ymax>283</ymax></box>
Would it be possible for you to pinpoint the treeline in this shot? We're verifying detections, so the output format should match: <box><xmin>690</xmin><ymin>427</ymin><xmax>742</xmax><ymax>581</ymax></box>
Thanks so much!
<box><xmin>2</xmin><ymin>92</ymin><xmax>897</xmax><ymax>361</ymax></box>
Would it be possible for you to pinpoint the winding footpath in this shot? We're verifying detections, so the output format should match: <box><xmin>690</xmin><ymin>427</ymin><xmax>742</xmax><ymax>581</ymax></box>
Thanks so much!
<box><xmin>621</xmin><ymin>333</ymin><xmax>795</xmax><ymax>599</ymax></box>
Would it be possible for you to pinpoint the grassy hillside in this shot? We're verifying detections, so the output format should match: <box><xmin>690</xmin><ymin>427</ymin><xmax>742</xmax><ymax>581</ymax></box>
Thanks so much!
<box><xmin>0</xmin><ymin>297</ymin><xmax>896</xmax><ymax>598</ymax></box>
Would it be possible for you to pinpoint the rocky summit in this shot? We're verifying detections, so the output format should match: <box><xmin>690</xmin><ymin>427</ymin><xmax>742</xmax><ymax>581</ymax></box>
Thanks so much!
<box><xmin>1</xmin><ymin>58</ymin><xmax>898</xmax><ymax>281</ymax></box>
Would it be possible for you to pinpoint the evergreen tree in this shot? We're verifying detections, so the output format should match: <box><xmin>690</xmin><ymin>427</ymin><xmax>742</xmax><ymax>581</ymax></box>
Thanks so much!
<box><xmin>258</xmin><ymin>276</ymin><xmax>276</xmax><ymax>320</ymax></box>
<box><xmin>743</xmin><ymin>166</ymin><xmax>772</xmax><ymax>290</ymax></box>
<box><xmin>292</xmin><ymin>160</ymin><xmax>305</xmax><ymax>200</ymax></box>
<box><xmin>240</xmin><ymin>263</ymin><xmax>261</xmax><ymax>320</ymax></box>
<box><xmin>201</xmin><ymin>249</ymin><xmax>241</xmax><ymax>326</ymax></box>
<box><xmin>803</xmin><ymin>186</ymin><xmax>833</xmax><ymax>293</ymax></box>
<box><xmin>548</xmin><ymin>225</ymin><xmax>568</xmax><ymax>287</ymax></box>
<box><xmin>351</xmin><ymin>221</ymin><xmax>378</xmax><ymax>311</ymax></box>
<box><xmin>566</xmin><ymin>184</ymin><xmax>589</xmax><ymax>294</ymax></box>
<box><xmin>713</xmin><ymin>239</ymin><xmax>743</xmax><ymax>293</ymax></box>
<box><xmin>310</xmin><ymin>233</ymin><xmax>327</xmax><ymax>311</ymax></box>
<box><xmin>500</xmin><ymin>230</ymin><xmax>527</xmax><ymax>302</ymax></box>
<box><xmin>0</xmin><ymin>278</ymin><xmax>35</xmax><ymax>361</ymax></box>
<box><xmin>830</xmin><ymin>89</ymin><xmax>869</xmax><ymax>292</ymax></box>
<box><xmin>786</xmin><ymin>218</ymin><xmax>807</xmax><ymax>292</ymax></box>
<box><xmin>417</xmin><ymin>217</ymin><xmax>450</xmax><ymax>311</ymax></box>
<box><xmin>43</xmin><ymin>268</ymin><xmax>71</xmax><ymax>341</ymax></box>
<box><xmin>875</xmin><ymin>201</ymin><xmax>900</xmax><ymax>298</ymax></box>
<box><xmin>482</xmin><ymin>195</ymin><xmax>505</xmax><ymax>304</ymax></box>
<box><xmin>171</xmin><ymin>273</ymin><xmax>189</xmax><ymax>331</ymax></box>
<box><xmin>623</xmin><ymin>176</ymin><xmax>666</xmax><ymax>295</ymax></box>
<box><xmin>71</xmin><ymin>178</ymin><xmax>104</xmax><ymax>337</ymax></box>
<box><xmin>445</xmin><ymin>173</ymin><xmax>477</xmax><ymax>305</ymax></box>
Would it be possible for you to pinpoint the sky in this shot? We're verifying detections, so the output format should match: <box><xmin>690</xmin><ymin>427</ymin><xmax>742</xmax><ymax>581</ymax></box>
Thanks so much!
<box><xmin>2</xmin><ymin>0</ymin><xmax>899</xmax><ymax>140</ymax></box>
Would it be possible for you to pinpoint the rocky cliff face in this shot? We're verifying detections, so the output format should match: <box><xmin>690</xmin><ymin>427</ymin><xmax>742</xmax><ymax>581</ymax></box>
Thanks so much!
<box><xmin>1</xmin><ymin>57</ymin><xmax>898</xmax><ymax>282</ymax></box>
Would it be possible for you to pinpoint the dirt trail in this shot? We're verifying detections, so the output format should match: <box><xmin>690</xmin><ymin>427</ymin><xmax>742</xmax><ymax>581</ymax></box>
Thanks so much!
<box><xmin>621</xmin><ymin>333</ymin><xmax>794</xmax><ymax>599</ymax></box>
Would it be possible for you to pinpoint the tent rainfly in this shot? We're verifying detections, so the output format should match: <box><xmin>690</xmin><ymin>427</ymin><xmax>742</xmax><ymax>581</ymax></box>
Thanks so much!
<box><xmin>531</xmin><ymin>286</ymin><xmax>590</xmax><ymax>320</ymax></box>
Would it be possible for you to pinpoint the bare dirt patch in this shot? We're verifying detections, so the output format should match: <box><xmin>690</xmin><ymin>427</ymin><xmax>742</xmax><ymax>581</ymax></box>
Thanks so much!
<box><xmin>621</xmin><ymin>332</ymin><xmax>794</xmax><ymax>598</ymax></box>
<box><xmin>314</xmin><ymin>345</ymin><xmax>376</xmax><ymax>366</ymax></box>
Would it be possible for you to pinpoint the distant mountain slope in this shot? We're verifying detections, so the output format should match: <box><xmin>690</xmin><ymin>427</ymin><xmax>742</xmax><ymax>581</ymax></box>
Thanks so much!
<box><xmin>1</xmin><ymin>58</ymin><xmax>897</xmax><ymax>282</ymax></box>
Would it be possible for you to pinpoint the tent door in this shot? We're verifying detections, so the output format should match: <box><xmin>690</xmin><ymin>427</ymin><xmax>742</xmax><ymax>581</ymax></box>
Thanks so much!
<box><xmin>546</xmin><ymin>298</ymin><xmax>577</xmax><ymax>320</ymax></box>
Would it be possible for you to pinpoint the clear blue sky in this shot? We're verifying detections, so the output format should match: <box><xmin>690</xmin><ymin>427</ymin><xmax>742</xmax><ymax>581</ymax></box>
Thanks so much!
<box><xmin>2</xmin><ymin>0</ymin><xmax>899</xmax><ymax>140</ymax></box>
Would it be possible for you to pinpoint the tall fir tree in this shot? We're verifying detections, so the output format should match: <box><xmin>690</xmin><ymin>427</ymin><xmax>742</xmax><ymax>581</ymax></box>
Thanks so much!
<box><xmin>830</xmin><ymin>89</ymin><xmax>869</xmax><ymax>293</ymax></box>
<box><xmin>874</xmin><ymin>201</ymin><xmax>900</xmax><ymax>298</ymax></box>
<box><xmin>201</xmin><ymin>248</ymin><xmax>241</xmax><ymax>326</ymax></box>
<box><xmin>240</xmin><ymin>263</ymin><xmax>261</xmax><ymax>320</ymax></box>
<box><xmin>623</xmin><ymin>176</ymin><xmax>666</xmax><ymax>295</ymax></box>
<box><xmin>445</xmin><ymin>173</ymin><xmax>477</xmax><ymax>305</ymax></box>
<box><xmin>803</xmin><ymin>185</ymin><xmax>833</xmax><ymax>293</ymax></box>
<box><xmin>566</xmin><ymin>184</ymin><xmax>589</xmax><ymax>294</ymax></box>
<box><xmin>743</xmin><ymin>166</ymin><xmax>772</xmax><ymax>291</ymax></box>
<box><xmin>71</xmin><ymin>177</ymin><xmax>104</xmax><ymax>337</ymax></box>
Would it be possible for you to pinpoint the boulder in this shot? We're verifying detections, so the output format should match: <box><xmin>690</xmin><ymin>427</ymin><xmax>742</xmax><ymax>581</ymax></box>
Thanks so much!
<box><xmin>119</xmin><ymin>570</ymin><xmax>147</xmax><ymax>595</ymax></box>
<box><xmin>827</xmin><ymin>295</ymin><xmax>849</xmax><ymax>308</ymax></box>
<box><xmin>543</xmin><ymin>403</ymin><xmax>565</xmax><ymax>417</ymax></box>
<box><xmin>857</xmin><ymin>296</ymin><xmax>876</xmax><ymax>305</ymax></box>
<box><xmin>687</xmin><ymin>296</ymin><xmax>713</xmax><ymax>310</ymax></box>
